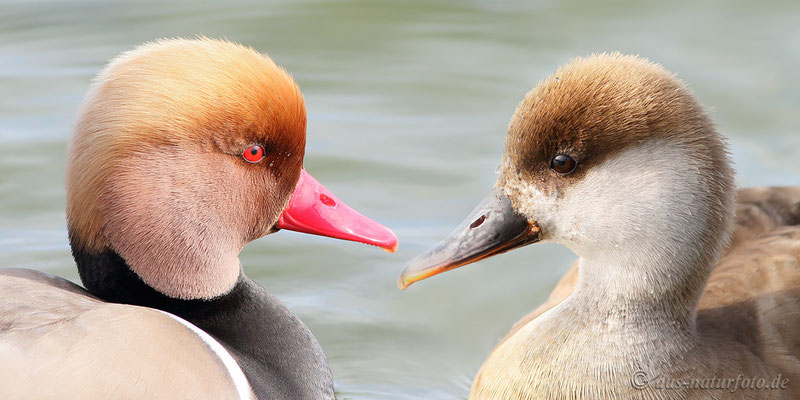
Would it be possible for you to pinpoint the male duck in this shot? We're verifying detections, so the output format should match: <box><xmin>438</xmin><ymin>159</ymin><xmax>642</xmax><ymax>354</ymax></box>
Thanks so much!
<box><xmin>0</xmin><ymin>38</ymin><xmax>397</xmax><ymax>400</ymax></box>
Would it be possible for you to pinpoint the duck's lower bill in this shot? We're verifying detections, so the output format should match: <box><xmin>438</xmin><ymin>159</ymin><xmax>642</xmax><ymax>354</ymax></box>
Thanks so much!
<box><xmin>277</xmin><ymin>169</ymin><xmax>399</xmax><ymax>253</ymax></box>
<box><xmin>398</xmin><ymin>188</ymin><xmax>539</xmax><ymax>289</ymax></box>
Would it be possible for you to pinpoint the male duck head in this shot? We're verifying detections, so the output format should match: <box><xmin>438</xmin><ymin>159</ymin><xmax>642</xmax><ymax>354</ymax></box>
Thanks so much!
<box><xmin>66</xmin><ymin>38</ymin><xmax>397</xmax><ymax>301</ymax></box>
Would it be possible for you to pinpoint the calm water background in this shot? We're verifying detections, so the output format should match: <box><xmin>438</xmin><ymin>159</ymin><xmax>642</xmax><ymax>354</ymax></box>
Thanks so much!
<box><xmin>1</xmin><ymin>1</ymin><xmax>798</xmax><ymax>398</ymax></box>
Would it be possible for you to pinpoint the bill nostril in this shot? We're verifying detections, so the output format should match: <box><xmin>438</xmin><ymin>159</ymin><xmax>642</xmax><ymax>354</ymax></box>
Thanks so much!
<box><xmin>470</xmin><ymin>214</ymin><xmax>487</xmax><ymax>229</ymax></box>
<box><xmin>319</xmin><ymin>193</ymin><xmax>336</xmax><ymax>207</ymax></box>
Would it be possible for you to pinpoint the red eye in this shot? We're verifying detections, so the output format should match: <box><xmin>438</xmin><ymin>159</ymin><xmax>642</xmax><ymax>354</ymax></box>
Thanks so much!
<box><xmin>243</xmin><ymin>145</ymin><xmax>265</xmax><ymax>163</ymax></box>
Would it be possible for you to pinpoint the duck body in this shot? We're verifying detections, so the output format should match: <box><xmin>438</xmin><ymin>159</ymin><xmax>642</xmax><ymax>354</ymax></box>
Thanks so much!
<box><xmin>400</xmin><ymin>54</ymin><xmax>800</xmax><ymax>399</ymax></box>
<box><xmin>0</xmin><ymin>38</ymin><xmax>397</xmax><ymax>399</ymax></box>
<box><xmin>0</xmin><ymin>268</ymin><xmax>255</xmax><ymax>399</ymax></box>
<box><xmin>0</xmin><ymin>254</ymin><xmax>332</xmax><ymax>400</ymax></box>
<box><xmin>73</xmin><ymin>246</ymin><xmax>333</xmax><ymax>400</ymax></box>
<box><xmin>473</xmin><ymin>187</ymin><xmax>800</xmax><ymax>400</ymax></box>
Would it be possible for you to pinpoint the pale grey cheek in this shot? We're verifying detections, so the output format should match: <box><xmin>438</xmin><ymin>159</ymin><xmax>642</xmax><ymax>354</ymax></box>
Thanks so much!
<box><xmin>512</xmin><ymin>182</ymin><xmax>566</xmax><ymax>241</ymax></box>
<box><xmin>505</xmin><ymin>170</ymin><xmax>624</xmax><ymax>247</ymax></box>
<box><xmin>546</xmin><ymin>170</ymin><xmax>637</xmax><ymax>247</ymax></box>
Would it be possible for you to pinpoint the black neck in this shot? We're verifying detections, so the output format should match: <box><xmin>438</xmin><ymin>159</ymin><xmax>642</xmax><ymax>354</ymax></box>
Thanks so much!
<box><xmin>71</xmin><ymin>242</ymin><xmax>334</xmax><ymax>400</ymax></box>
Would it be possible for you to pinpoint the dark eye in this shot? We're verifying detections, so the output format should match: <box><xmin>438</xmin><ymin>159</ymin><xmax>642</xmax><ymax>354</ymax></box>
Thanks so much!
<box><xmin>550</xmin><ymin>154</ymin><xmax>577</xmax><ymax>174</ymax></box>
<box><xmin>243</xmin><ymin>145</ymin><xmax>265</xmax><ymax>163</ymax></box>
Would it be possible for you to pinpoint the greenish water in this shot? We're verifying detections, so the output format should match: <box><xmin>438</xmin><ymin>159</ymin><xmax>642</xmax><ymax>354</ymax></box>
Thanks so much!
<box><xmin>1</xmin><ymin>1</ymin><xmax>798</xmax><ymax>398</ymax></box>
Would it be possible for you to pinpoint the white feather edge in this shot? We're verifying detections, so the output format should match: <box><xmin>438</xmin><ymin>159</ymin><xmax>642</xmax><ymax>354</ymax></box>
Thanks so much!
<box><xmin>157</xmin><ymin>310</ymin><xmax>252</xmax><ymax>400</ymax></box>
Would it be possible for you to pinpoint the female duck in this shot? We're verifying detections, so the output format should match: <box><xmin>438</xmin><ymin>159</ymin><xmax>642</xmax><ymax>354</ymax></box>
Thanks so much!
<box><xmin>401</xmin><ymin>53</ymin><xmax>800</xmax><ymax>399</ymax></box>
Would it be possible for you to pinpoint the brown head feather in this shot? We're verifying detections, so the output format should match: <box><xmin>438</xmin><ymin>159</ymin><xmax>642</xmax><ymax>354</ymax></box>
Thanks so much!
<box><xmin>500</xmin><ymin>52</ymin><xmax>729</xmax><ymax>197</ymax></box>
